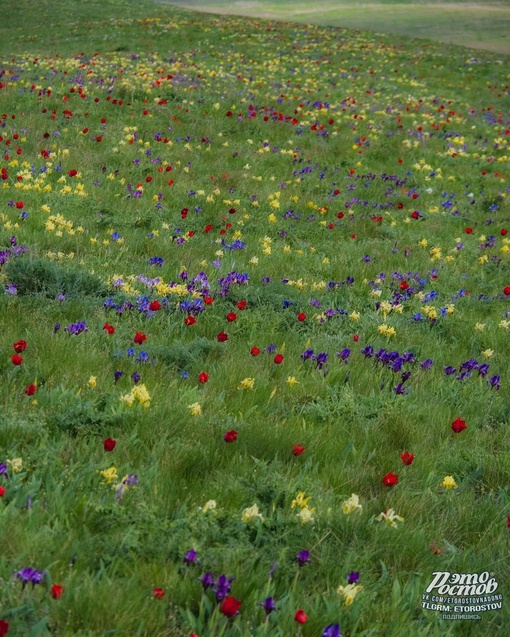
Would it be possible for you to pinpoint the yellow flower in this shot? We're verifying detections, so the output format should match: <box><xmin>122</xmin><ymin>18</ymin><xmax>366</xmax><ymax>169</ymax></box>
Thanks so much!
<box><xmin>286</xmin><ymin>376</ymin><xmax>300</xmax><ymax>386</ymax></box>
<box><xmin>349</xmin><ymin>311</ymin><xmax>360</xmax><ymax>321</ymax></box>
<box><xmin>242</xmin><ymin>504</ymin><xmax>264</xmax><ymax>523</ymax></box>
<box><xmin>297</xmin><ymin>506</ymin><xmax>315</xmax><ymax>524</ymax></box>
<box><xmin>291</xmin><ymin>491</ymin><xmax>311</xmax><ymax>509</ymax></box>
<box><xmin>100</xmin><ymin>466</ymin><xmax>118</xmax><ymax>484</ymax></box>
<box><xmin>188</xmin><ymin>402</ymin><xmax>202</xmax><ymax>416</ymax></box>
<box><xmin>337</xmin><ymin>583</ymin><xmax>363</xmax><ymax>605</ymax></box>
<box><xmin>441</xmin><ymin>475</ymin><xmax>458</xmax><ymax>490</ymax></box>
<box><xmin>87</xmin><ymin>375</ymin><xmax>97</xmax><ymax>388</ymax></box>
<box><xmin>342</xmin><ymin>494</ymin><xmax>362</xmax><ymax>515</ymax></box>
<box><xmin>7</xmin><ymin>457</ymin><xmax>23</xmax><ymax>473</ymax></box>
<box><xmin>237</xmin><ymin>377</ymin><xmax>255</xmax><ymax>390</ymax></box>
<box><xmin>202</xmin><ymin>499</ymin><xmax>217</xmax><ymax>512</ymax></box>
<box><xmin>475</xmin><ymin>322</ymin><xmax>486</xmax><ymax>332</ymax></box>
<box><xmin>376</xmin><ymin>508</ymin><xmax>404</xmax><ymax>528</ymax></box>
<box><xmin>482</xmin><ymin>349</ymin><xmax>494</xmax><ymax>359</ymax></box>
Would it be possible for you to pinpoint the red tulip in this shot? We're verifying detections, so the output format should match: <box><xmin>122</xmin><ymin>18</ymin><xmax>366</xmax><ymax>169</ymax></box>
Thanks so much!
<box><xmin>13</xmin><ymin>340</ymin><xmax>27</xmax><ymax>353</ymax></box>
<box><xmin>51</xmin><ymin>584</ymin><xmax>64</xmax><ymax>599</ymax></box>
<box><xmin>382</xmin><ymin>472</ymin><xmax>399</xmax><ymax>486</ymax></box>
<box><xmin>294</xmin><ymin>609</ymin><xmax>308</xmax><ymax>624</ymax></box>
<box><xmin>451</xmin><ymin>417</ymin><xmax>467</xmax><ymax>433</ymax></box>
<box><xmin>220</xmin><ymin>596</ymin><xmax>241</xmax><ymax>617</ymax></box>
<box><xmin>103</xmin><ymin>438</ymin><xmax>116</xmax><ymax>452</ymax></box>
<box><xmin>400</xmin><ymin>451</ymin><xmax>414</xmax><ymax>465</ymax></box>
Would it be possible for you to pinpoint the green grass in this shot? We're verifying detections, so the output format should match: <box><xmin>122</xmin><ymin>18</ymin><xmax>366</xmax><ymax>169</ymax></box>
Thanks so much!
<box><xmin>0</xmin><ymin>0</ymin><xmax>509</xmax><ymax>635</ymax></box>
<box><xmin>166</xmin><ymin>0</ymin><xmax>510</xmax><ymax>54</ymax></box>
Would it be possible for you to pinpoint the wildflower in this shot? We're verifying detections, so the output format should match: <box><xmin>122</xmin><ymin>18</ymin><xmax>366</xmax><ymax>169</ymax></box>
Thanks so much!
<box><xmin>400</xmin><ymin>451</ymin><xmax>415</xmax><ymax>465</ymax></box>
<box><xmin>188</xmin><ymin>402</ymin><xmax>202</xmax><ymax>416</ymax></box>
<box><xmin>217</xmin><ymin>331</ymin><xmax>228</xmax><ymax>342</ymax></box>
<box><xmin>0</xmin><ymin>620</ymin><xmax>9</xmax><ymax>636</ymax></box>
<box><xmin>482</xmin><ymin>349</ymin><xmax>494</xmax><ymax>359</ymax></box>
<box><xmin>295</xmin><ymin>550</ymin><xmax>310</xmax><ymax>567</ymax></box>
<box><xmin>226</xmin><ymin>312</ymin><xmax>237</xmax><ymax>322</ymax></box>
<box><xmin>214</xmin><ymin>575</ymin><xmax>235</xmax><ymax>601</ymax></box>
<box><xmin>13</xmin><ymin>340</ymin><xmax>27</xmax><ymax>353</ymax></box>
<box><xmin>7</xmin><ymin>458</ymin><xmax>23</xmax><ymax>473</ymax></box>
<box><xmin>382</xmin><ymin>472</ymin><xmax>399</xmax><ymax>486</ymax></box>
<box><xmin>291</xmin><ymin>491</ymin><xmax>311</xmax><ymax>509</ymax></box>
<box><xmin>488</xmin><ymin>375</ymin><xmax>500</xmax><ymax>390</ymax></box>
<box><xmin>294</xmin><ymin>609</ymin><xmax>308</xmax><ymax>624</ymax></box>
<box><xmin>220</xmin><ymin>596</ymin><xmax>241</xmax><ymax>617</ymax></box>
<box><xmin>242</xmin><ymin>504</ymin><xmax>264</xmax><ymax>522</ymax></box>
<box><xmin>103</xmin><ymin>322</ymin><xmax>115</xmax><ymax>334</ymax></box>
<box><xmin>50</xmin><ymin>584</ymin><xmax>63</xmax><ymax>599</ymax></box>
<box><xmin>237</xmin><ymin>377</ymin><xmax>255</xmax><ymax>390</ymax></box>
<box><xmin>259</xmin><ymin>596</ymin><xmax>276</xmax><ymax>616</ymax></box>
<box><xmin>185</xmin><ymin>315</ymin><xmax>197</xmax><ymax>326</ymax></box>
<box><xmin>323</xmin><ymin>624</ymin><xmax>342</xmax><ymax>637</ymax></box>
<box><xmin>441</xmin><ymin>476</ymin><xmax>458</xmax><ymax>490</ymax></box>
<box><xmin>103</xmin><ymin>438</ymin><xmax>116</xmax><ymax>452</ymax></box>
<box><xmin>133</xmin><ymin>331</ymin><xmax>147</xmax><ymax>344</ymax></box>
<box><xmin>451</xmin><ymin>417</ymin><xmax>467</xmax><ymax>433</ymax></box>
<box><xmin>15</xmin><ymin>568</ymin><xmax>45</xmax><ymax>588</ymax></box>
<box><xmin>202</xmin><ymin>500</ymin><xmax>217</xmax><ymax>512</ymax></box>
<box><xmin>183</xmin><ymin>549</ymin><xmax>199</xmax><ymax>566</ymax></box>
<box><xmin>347</xmin><ymin>572</ymin><xmax>360</xmax><ymax>584</ymax></box>
<box><xmin>224</xmin><ymin>430</ymin><xmax>238</xmax><ymax>442</ymax></box>
<box><xmin>337</xmin><ymin>582</ymin><xmax>363</xmax><ymax>605</ymax></box>
<box><xmin>25</xmin><ymin>384</ymin><xmax>37</xmax><ymax>396</ymax></box>
<box><xmin>250</xmin><ymin>346</ymin><xmax>260</xmax><ymax>356</ymax></box>
<box><xmin>198</xmin><ymin>572</ymin><xmax>214</xmax><ymax>590</ymax></box>
<box><xmin>198</xmin><ymin>372</ymin><xmax>209</xmax><ymax>384</ymax></box>
<box><xmin>292</xmin><ymin>444</ymin><xmax>305</xmax><ymax>456</ymax></box>
<box><xmin>99</xmin><ymin>467</ymin><xmax>118</xmax><ymax>484</ymax></box>
<box><xmin>87</xmin><ymin>376</ymin><xmax>97</xmax><ymax>388</ymax></box>
<box><xmin>297</xmin><ymin>312</ymin><xmax>307</xmax><ymax>321</ymax></box>
<box><xmin>376</xmin><ymin>508</ymin><xmax>404</xmax><ymax>528</ymax></box>
<box><xmin>287</xmin><ymin>376</ymin><xmax>300</xmax><ymax>386</ymax></box>
<box><xmin>342</xmin><ymin>494</ymin><xmax>362</xmax><ymax>514</ymax></box>
<box><xmin>274</xmin><ymin>354</ymin><xmax>284</xmax><ymax>364</ymax></box>
<box><xmin>152</xmin><ymin>587</ymin><xmax>165</xmax><ymax>599</ymax></box>
<box><xmin>298</xmin><ymin>507</ymin><xmax>315</xmax><ymax>524</ymax></box>
<box><xmin>11</xmin><ymin>355</ymin><xmax>23</xmax><ymax>365</ymax></box>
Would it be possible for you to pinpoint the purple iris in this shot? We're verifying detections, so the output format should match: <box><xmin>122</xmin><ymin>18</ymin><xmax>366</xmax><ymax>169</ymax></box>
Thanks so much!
<box><xmin>323</xmin><ymin>624</ymin><xmax>342</xmax><ymax>637</ymax></box>
<box><xmin>347</xmin><ymin>571</ymin><xmax>360</xmax><ymax>584</ymax></box>
<box><xmin>259</xmin><ymin>596</ymin><xmax>276</xmax><ymax>615</ymax></box>
<box><xmin>214</xmin><ymin>574</ymin><xmax>235</xmax><ymax>601</ymax></box>
<box><xmin>295</xmin><ymin>550</ymin><xmax>310</xmax><ymax>567</ymax></box>
<box><xmin>198</xmin><ymin>572</ymin><xmax>214</xmax><ymax>590</ymax></box>
<box><xmin>336</xmin><ymin>348</ymin><xmax>351</xmax><ymax>363</ymax></box>
<box><xmin>183</xmin><ymin>549</ymin><xmax>199</xmax><ymax>566</ymax></box>
<box><xmin>15</xmin><ymin>568</ymin><xmax>45</xmax><ymax>588</ymax></box>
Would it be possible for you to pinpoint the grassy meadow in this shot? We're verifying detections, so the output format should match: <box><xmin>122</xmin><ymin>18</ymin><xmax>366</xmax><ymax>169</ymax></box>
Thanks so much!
<box><xmin>167</xmin><ymin>0</ymin><xmax>510</xmax><ymax>54</ymax></box>
<box><xmin>0</xmin><ymin>0</ymin><xmax>509</xmax><ymax>635</ymax></box>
